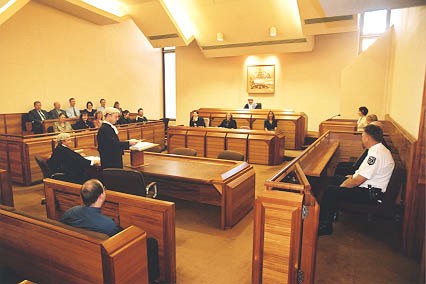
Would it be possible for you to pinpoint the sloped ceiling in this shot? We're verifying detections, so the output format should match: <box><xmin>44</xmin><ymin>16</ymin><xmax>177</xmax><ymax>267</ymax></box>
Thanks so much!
<box><xmin>0</xmin><ymin>0</ymin><xmax>424</xmax><ymax>57</ymax></box>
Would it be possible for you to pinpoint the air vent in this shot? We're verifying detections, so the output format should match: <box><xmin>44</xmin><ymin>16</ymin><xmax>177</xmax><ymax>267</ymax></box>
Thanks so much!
<box><xmin>202</xmin><ymin>38</ymin><xmax>307</xmax><ymax>50</ymax></box>
<box><xmin>304</xmin><ymin>15</ymin><xmax>353</xmax><ymax>24</ymax></box>
<box><xmin>148</xmin><ymin>34</ymin><xmax>179</xmax><ymax>40</ymax></box>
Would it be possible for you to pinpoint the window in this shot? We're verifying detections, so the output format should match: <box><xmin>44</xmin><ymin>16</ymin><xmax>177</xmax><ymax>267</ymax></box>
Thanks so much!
<box><xmin>359</xmin><ymin>9</ymin><xmax>391</xmax><ymax>53</ymax></box>
<box><xmin>163</xmin><ymin>47</ymin><xmax>176</xmax><ymax>119</ymax></box>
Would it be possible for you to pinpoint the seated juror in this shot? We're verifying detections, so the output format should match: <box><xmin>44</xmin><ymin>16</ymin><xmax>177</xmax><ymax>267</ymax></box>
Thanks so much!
<box><xmin>28</xmin><ymin>100</ymin><xmax>50</xmax><ymax>134</ymax></box>
<box><xmin>117</xmin><ymin>110</ymin><xmax>133</xmax><ymax>125</ymax></box>
<box><xmin>189</xmin><ymin>111</ymin><xmax>206</xmax><ymax>127</ymax></box>
<box><xmin>264</xmin><ymin>111</ymin><xmax>278</xmax><ymax>131</ymax></box>
<box><xmin>66</xmin><ymin>97</ymin><xmax>80</xmax><ymax>118</ymax></box>
<box><xmin>318</xmin><ymin>124</ymin><xmax>395</xmax><ymax>236</ymax></box>
<box><xmin>135</xmin><ymin>108</ymin><xmax>148</xmax><ymax>123</ymax></box>
<box><xmin>53</xmin><ymin>113</ymin><xmax>73</xmax><ymax>132</ymax></box>
<box><xmin>243</xmin><ymin>98</ymin><xmax>261</xmax><ymax>109</ymax></box>
<box><xmin>73</xmin><ymin>111</ymin><xmax>95</xmax><ymax>130</ymax></box>
<box><xmin>48</xmin><ymin>133</ymin><xmax>99</xmax><ymax>184</ymax></box>
<box><xmin>218</xmin><ymin>112</ymin><xmax>237</xmax><ymax>129</ymax></box>
<box><xmin>97</xmin><ymin>107</ymin><xmax>138</xmax><ymax>169</ymax></box>
<box><xmin>49</xmin><ymin>101</ymin><xmax>68</xmax><ymax>119</ymax></box>
<box><xmin>60</xmin><ymin>179</ymin><xmax>160</xmax><ymax>282</ymax></box>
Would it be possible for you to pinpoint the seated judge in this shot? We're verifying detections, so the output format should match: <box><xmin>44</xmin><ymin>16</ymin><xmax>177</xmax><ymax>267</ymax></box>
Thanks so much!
<box><xmin>60</xmin><ymin>179</ymin><xmax>160</xmax><ymax>282</ymax></box>
<box><xmin>66</xmin><ymin>97</ymin><xmax>80</xmax><ymax>118</ymax></box>
<box><xmin>49</xmin><ymin>101</ymin><xmax>68</xmax><ymax>119</ymax></box>
<box><xmin>244</xmin><ymin>98</ymin><xmax>261</xmax><ymax>109</ymax></box>
<box><xmin>264</xmin><ymin>111</ymin><xmax>278</xmax><ymax>131</ymax></box>
<box><xmin>318</xmin><ymin>124</ymin><xmax>395</xmax><ymax>236</ymax></box>
<box><xmin>218</xmin><ymin>112</ymin><xmax>237</xmax><ymax>129</ymax></box>
<box><xmin>357</xmin><ymin>106</ymin><xmax>369</xmax><ymax>131</ymax></box>
<box><xmin>28</xmin><ymin>101</ymin><xmax>50</xmax><ymax>134</ymax></box>
<box><xmin>92</xmin><ymin>110</ymin><xmax>103</xmax><ymax>128</ymax></box>
<box><xmin>135</xmin><ymin>108</ymin><xmax>148</xmax><ymax>123</ymax></box>
<box><xmin>97</xmin><ymin>107</ymin><xmax>138</xmax><ymax>169</ymax></box>
<box><xmin>48</xmin><ymin>133</ymin><xmax>99</xmax><ymax>184</ymax></box>
<box><xmin>53</xmin><ymin>113</ymin><xmax>73</xmax><ymax>132</ymax></box>
<box><xmin>117</xmin><ymin>110</ymin><xmax>132</xmax><ymax>125</ymax></box>
<box><xmin>73</xmin><ymin>111</ymin><xmax>95</xmax><ymax>130</ymax></box>
<box><xmin>189</xmin><ymin>111</ymin><xmax>206</xmax><ymax>127</ymax></box>
<box><xmin>84</xmin><ymin>101</ymin><xmax>96</xmax><ymax>117</ymax></box>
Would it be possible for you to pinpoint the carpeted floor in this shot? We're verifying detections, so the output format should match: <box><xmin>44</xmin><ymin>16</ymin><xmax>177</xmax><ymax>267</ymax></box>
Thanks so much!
<box><xmin>10</xmin><ymin>163</ymin><xmax>420</xmax><ymax>284</ymax></box>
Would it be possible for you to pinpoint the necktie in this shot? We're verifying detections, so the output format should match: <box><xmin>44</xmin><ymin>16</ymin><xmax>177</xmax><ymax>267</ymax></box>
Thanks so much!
<box><xmin>73</xmin><ymin>107</ymin><xmax>77</xmax><ymax>117</ymax></box>
<box><xmin>39</xmin><ymin>111</ymin><xmax>46</xmax><ymax>120</ymax></box>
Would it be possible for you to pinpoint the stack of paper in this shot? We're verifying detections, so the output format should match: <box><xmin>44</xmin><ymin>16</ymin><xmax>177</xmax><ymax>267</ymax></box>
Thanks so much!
<box><xmin>85</xmin><ymin>156</ymin><xmax>100</xmax><ymax>163</ymax></box>
<box><xmin>129</xmin><ymin>141</ymin><xmax>158</xmax><ymax>151</ymax></box>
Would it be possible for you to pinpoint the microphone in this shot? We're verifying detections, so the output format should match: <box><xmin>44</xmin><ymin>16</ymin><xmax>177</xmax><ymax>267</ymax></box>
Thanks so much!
<box><xmin>327</xmin><ymin>114</ymin><xmax>341</xmax><ymax>120</ymax></box>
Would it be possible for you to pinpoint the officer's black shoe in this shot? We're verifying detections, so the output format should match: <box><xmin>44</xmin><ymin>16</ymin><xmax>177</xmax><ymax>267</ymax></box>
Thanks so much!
<box><xmin>318</xmin><ymin>223</ymin><xmax>333</xmax><ymax>236</ymax></box>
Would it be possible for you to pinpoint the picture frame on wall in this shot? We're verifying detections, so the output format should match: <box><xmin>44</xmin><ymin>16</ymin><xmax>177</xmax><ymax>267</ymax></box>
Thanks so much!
<box><xmin>247</xmin><ymin>65</ymin><xmax>275</xmax><ymax>94</ymax></box>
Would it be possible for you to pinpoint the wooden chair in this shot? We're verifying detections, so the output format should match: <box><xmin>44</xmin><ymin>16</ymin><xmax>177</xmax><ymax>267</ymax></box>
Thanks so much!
<box><xmin>103</xmin><ymin>168</ymin><xmax>157</xmax><ymax>198</ymax></box>
<box><xmin>217</xmin><ymin>150</ymin><xmax>245</xmax><ymax>161</ymax></box>
<box><xmin>170</xmin><ymin>147</ymin><xmax>197</xmax><ymax>157</ymax></box>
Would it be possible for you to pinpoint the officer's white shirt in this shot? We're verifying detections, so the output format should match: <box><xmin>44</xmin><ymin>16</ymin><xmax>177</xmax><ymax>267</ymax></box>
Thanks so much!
<box><xmin>354</xmin><ymin>142</ymin><xmax>395</xmax><ymax>192</ymax></box>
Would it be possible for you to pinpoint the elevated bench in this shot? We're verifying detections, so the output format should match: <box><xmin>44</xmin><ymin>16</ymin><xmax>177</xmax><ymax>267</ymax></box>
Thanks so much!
<box><xmin>0</xmin><ymin>205</ymin><xmax>149</xmax><ymax>284</ymax></box>
<box><xmin>44</xmin><ymin>178</ymin><xmax>176</xmax><ymax>284</ymax></box>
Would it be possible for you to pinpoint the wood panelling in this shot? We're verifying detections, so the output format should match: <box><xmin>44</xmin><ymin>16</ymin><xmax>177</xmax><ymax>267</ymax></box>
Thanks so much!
<box><xmin>0</xmin><ymin>169</ymin><xmax>13</xmax><ymax>207</ymax></box>
<box><xmin>193</xmin><ymin>108</ymin><xmax>307</xmax><ymax>149</ymax></box>
<box><xmin>186</xmin><ymin>130</ymin><xmax>206</xmax><ymax>157</ymax></box>
<box><xmin>319</xmin><ymin>118</ymin><xmax>357</xmax><ymax>135</ymax></box>
<box><xmin>169</xmin><ymin>126</ymin><xmax>285</xmax><ymax>165</ymax></box>
<box><xmin>0</xmin><ymin>121</ymin><xmax>164</xmax><ymax>185</ymax></box>
<box><xmin>44</xmin><ymin>178</ymin><xmax>176</xmax><ymax>283</ymax></box>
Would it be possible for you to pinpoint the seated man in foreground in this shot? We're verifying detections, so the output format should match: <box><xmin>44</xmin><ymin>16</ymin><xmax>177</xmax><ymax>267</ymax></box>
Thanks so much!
<box><xmin>318</xmin><ymin>124</ymin><xmax>395</xmax><ymax>235</ymax></box>
<box><xmin>61</xmin><ymin>179</ymin><xmax>159</xmax><ymax>281</ymax></box>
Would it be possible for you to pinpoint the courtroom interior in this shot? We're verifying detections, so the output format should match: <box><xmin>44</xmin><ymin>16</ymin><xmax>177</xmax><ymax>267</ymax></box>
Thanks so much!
<box><xmin>0</xmin><ymin>0</ymin><xmax>425</xmax><ymax>283</ymax></box>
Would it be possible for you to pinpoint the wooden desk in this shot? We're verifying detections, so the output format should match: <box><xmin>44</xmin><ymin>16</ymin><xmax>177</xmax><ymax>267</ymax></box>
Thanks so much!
<box><xmin>192</xmin><ymin>108</ymin><xmax>307</xmax><ymax>149</ymax></box>
<box><xmin>130</xmin><ymin>152</ymin><xmax>256</xmax><ymax>230</ymax></box>
<box><xmin>0</xmin><ymin>169</ymin><xmax>13</xmax><ymax>206</ymax></box>
<box><xmin>319</xmin><ymin>118</ymin><xmax>357</xmax><ymax>135</ymax></box>
<box><xmin>168</xmin><ymin>126</ymin><xmax>285</xmax><ymax>165</ymax></box>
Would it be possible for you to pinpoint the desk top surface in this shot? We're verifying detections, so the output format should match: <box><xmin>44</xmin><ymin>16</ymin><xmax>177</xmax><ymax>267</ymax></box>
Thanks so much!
<box><xmin>80</xmin><ymin>148</ymin><xmax>250</xmax><ymax>183</ymax></box>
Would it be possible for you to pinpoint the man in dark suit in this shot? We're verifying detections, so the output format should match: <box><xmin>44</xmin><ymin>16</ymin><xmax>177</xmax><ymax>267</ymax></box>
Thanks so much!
<box><xmin>48</xmin><ymin>133</ymin><xmax>99</xmax><ymax>184</ymax></box>
<box><xmin>28</xmin><ymin>101</ymin><xmax>50</xmax><ymax>134</ymax></box>
<box><xmin>97</xmin><ymin>107</ymin><xmax>138</xmax><ymax>169</ymax></box>
<box><xmin>49</xmin><ymin>101</ymin><xmax>68</xmax><ymax>119</ymax></box>
<box><xmin>243</xmin><ymin>98</ymin><xmax>261</xmax><ymax>109</ymax></box>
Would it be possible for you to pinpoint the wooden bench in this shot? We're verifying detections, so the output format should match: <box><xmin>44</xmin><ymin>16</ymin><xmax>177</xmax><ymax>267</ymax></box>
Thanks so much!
<box><xmin>0</xmin><ymin>205</ymin><xmax>149</xmax><ymax>284</ymax></box>
<box><xmin>298</xmin><ymin>131</ymin><xmax>340</xmax><ymax>177</ymax></box>
<box><xmin>43</xmin><ymin>178</ymin><xmax>176</xmax><ymax>283</ymax></box>
<box><xmin>0</xmin><ymin>121</ymin><xmax>164</xmax><ymax>185</ymax></box>
<box><xmin>253</xmin><ymin>162</ymin><xmax>319</xmax><ymax>284</ymax></box>
<box><xmin>0</xmin><ymin>169</ymin><xmax>13</xmax><ymax>206</ymax></box>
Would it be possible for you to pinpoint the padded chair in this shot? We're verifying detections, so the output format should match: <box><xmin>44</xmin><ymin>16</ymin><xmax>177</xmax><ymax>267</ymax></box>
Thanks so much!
<box><xmin>170</xmin><ymin>147</ymin><xmax>197</xmax><ymax>157</ymax></box>
<box><xmin>102</xmin><ymin>168</ymin><xmax>157</xmax><ymax>198</ymax></box>
<box><xmin>217</xmin><ymin>150</ymin><xmax>245</xmax><ymax>161</ymax></box>
<box><xmin>203</xmin><ymin>117</ymin><xmax>210</xmax><ymax>127</ymax></box>
<box><xmin>145</xmin><ymin>145</ymin><xmax>163</xmax><ymax>153</ymax></box>
<box><xmin>35</xmin><ymin>155</ymin><xmax>53</xmax><ymax>179</ymax></box>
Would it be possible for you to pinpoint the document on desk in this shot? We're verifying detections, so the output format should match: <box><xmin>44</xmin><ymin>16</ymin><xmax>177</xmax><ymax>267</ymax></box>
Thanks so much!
<box><xmin>85</xmin><ymin>156</ymin><xmax>100</xmax><ymax>163</ymax></box>
<box><xmin>129</xmin><ymin>141</ymin><xmax>158</xmax><ymax>151</ymax></box>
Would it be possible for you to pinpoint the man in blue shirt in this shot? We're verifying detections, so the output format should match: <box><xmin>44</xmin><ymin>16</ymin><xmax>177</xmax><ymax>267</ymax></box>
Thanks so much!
<box><xmin>60</xmin><ymin>179</ymin><xmax>120</xmax><ymax>236</ymax></box>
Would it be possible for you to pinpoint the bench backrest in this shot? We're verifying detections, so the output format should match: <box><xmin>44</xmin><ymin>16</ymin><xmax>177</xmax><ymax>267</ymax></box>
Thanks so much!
<box><xmin>0</xmin><ymin>207</ymin><xmax>148</xmax><ymax>284</ymax></box>
<box><xmin>43</xmin><ymin>178</ymin><xmax>176</xmax><ymax>284</ymax></box>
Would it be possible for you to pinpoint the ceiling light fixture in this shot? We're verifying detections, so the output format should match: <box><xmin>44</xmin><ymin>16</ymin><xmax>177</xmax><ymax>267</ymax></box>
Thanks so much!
<box><xmin>269</xmin><ymin>27</ymin><xmax>277</xmax><ymax>37</ymax></box>
<box><xmin>217</xmin><ymin>32</ymin><xmax>224</xmax><ymax>42</ymax></box>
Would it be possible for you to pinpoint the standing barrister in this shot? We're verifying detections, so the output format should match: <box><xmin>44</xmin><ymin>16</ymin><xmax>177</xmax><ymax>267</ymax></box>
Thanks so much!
<box><xmin>97</xmin><ymin>107</ymin><xmax>138</xmax><ymax>169</ymax></box>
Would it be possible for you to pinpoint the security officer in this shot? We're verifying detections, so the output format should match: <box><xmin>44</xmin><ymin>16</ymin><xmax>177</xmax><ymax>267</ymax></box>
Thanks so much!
<box><xmin>318</xmin><ymin>124</ymin><xmax>395</xmax><ymax>235</ymax></box>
